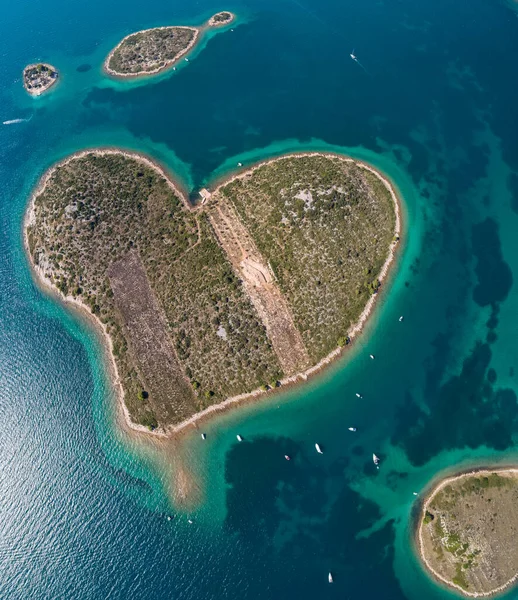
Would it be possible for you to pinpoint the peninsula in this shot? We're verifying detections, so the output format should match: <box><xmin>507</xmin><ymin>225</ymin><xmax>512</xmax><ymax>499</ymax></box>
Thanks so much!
<box><xmin>23</xmin><ymin>63</ymin><xmax>58</xmax><ymax>96</ymax></box>
<box><xmin>418</xmin><ymin>469</ymin><xmax>518</xmax><ymax>597</ymax></box>
<box><xmin>25</xmin><ymin>150</ymin><xmax>399</xmax><ymax>434</ymax></box>
<box><xmin>104</xmin><ymin>12</ymin><xmax>235</xmax><ymax>78</ymax></box>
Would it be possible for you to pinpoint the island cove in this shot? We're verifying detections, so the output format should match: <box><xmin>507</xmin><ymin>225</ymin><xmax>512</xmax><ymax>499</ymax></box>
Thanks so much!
<box><xmin>103</xmin><ymin>12</ymin><xmax>235</xmax><ymax>78</ymax></box>
<box><xmin>24</xmin><ymin>149</ymin><xmax>401</xmax><ymax>441</ymax></box>
<box><xmin>417</xmin><ymin>469</ymin><xmax>518</xmax><ymax>598</ymax></box>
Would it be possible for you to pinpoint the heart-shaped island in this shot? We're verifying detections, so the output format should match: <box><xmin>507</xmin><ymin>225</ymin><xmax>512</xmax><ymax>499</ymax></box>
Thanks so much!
<box><xmin>25</xmin><ymin>151</ymin><xmax>399</xmax><ymax>433</ymax></box>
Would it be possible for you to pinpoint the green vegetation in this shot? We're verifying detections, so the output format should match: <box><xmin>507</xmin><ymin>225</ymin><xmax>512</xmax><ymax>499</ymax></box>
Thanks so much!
<box><xmin>423</xmin><ymin>511</ymin><xmax>434</xmax><ymax>524</ymax></box>
<box><xmin>107</xmin><ymin>27</ymin><xmax>197</xmax><ymax>75</ymax></box>
<box><xmin>218</xmin><ymin>156</ymin><xmax>396</xmax><ymax>362</ymax></box>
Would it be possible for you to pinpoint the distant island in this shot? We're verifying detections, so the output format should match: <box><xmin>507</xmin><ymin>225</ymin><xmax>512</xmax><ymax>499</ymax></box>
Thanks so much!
<box><xmin>208</xmin><ymin>11</ymin><xmax>235</xmax><ymax>27</ymax></box>
<box><xmin>25</xmin><ymin>150</ymin><xmax>399</xmax><ymax>434</ymax></box>
<box><xmin>418</xmin><ymin>469</ymin><xmax>518</xmax><ymax>597</ymax></box>
<box><xmin>104</xmin><ymin>12</ymin><xmax>236</xmax><ymax>78</ymax></box>
<box><xmin>23</xmin><ymin>63</ymin><xmax>58</xmax><ymax>96</ymax></box>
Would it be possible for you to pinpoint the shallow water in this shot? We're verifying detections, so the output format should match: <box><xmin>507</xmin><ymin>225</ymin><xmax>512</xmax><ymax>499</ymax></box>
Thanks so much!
<box><xmin>2</xmin><ymin>0</ymin><xmax>518</xmax><ymax>598</ymax></box>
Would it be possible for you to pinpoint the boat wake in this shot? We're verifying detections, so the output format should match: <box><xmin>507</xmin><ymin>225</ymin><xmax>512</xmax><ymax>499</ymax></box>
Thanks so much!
<box><xmin>3</xmin><ymin>116</ymin><xmax>32</xmax><ymax>125</ymax></box>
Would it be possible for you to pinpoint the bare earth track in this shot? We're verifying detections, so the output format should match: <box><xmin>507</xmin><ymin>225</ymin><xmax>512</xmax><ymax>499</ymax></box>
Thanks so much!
<box><xmin>208</xmin><ymin>200</ymin><xmax>311</xmax><ymax>375</ymax></box>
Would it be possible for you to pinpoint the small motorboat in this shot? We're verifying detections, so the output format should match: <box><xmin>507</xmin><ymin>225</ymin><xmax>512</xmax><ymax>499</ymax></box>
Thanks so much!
<box><xmin>328</xmin><ymin>572</ymin><xmax>333</xmax><ymax>584</ymax></box>
<box><xmin>399</xmin><ymin>315</ymin><xmax>404</xmax><ymax>322</ymax></box>
<box><xmin>373</xmin><ymin>453</ymin><xmax>380</xmax><ymax>469</ymax></box>
<box><xmin>348</xmin><ymin>427</ymin><xmax>357</xmax><ymax>432</ymax></box>
<box><xmin>237</xmin><ymin>162</ymin><xmax>243</xmax><ymax>167</ymax></box>
<box><xmin>188</xmin><ymin>519</ymin><xmax>193</xmax><ymax>524</ymax></box>
<box><xmin>167</xmin><ymin>516</ymin><xmax>172</xmax><ymax>521</ymax></box>
<box><xmin>413</xmin><ymin>492</ymin><xmax>419</xmax><ymax>496</ymax></box>
<box><xmin>201</xmin><ymin>433</ymin><xmax>206</xmax><ymax>440</ymax></box>
<box><xmin>369</xmin><ymin>354</ymin><xmax>375</xmax><ymax>360</ymax></box>
<box><xmin>315</xmin><ymin>443</ymin><xmax>323</xmax><ymax>454</ymax></box>
<box><xmin>284</xmin><ymin>455</ymin><xmax>291</xmax><ymax>461</ymax></box>
<box><xmin>184</xmin><ymin>58</ymin><xmax>189</xmax><ymax>62</ymax></box>
<box><xmin>236</xmin><ymin>434</ymin><xmax>243</xmax><ymax>442</ymax></box>
<box><xmin>355</xmin><ymin>393</ymin><xmax>362</xmax><ymax>399</ymax></box>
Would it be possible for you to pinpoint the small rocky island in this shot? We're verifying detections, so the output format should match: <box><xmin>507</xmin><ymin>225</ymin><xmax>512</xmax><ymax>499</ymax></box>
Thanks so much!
<box><xmin>208</xmin><ymin>11</ymin><xmax>235</xmax><ymax>27</ymax></box>
<box><xmin>104</xmin><ymin>12</ymin><xmax>235</xmax><ymax>78</ymax></box>
<box><xmin>23</xmin><ymin>63</ymin><xmax>58</xmax><ymax>96</ymax></box>
<box><xmin>418</xmin><ymin>470</ymin><xmax>518</xmax><ymax>597</ymax></box>
<box><xmin>25</xmin><ymin>151</ymin><xmax>398</xmax><ymax>432</ymax></box>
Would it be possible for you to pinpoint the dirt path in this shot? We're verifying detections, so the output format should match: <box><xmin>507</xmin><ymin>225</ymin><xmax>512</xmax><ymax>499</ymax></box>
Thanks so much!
<box><xmin>208</xmin><ymin>199</ymin><xmax>310</xmax><ymax>376</ymax></box>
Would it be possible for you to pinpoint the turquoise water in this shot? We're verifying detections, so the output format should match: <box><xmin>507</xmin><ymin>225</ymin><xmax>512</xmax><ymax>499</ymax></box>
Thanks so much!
<box><xmin>2</xmin><ymin>0</ymin><xmax>518</xmax><ymax>597</ymax></box>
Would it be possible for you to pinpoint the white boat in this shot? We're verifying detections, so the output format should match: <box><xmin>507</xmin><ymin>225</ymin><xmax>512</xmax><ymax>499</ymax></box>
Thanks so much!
<box><xmin>413</xmin><ymin>492</ymin><xmax>418</xmax><ymax>496</ymax></box>
<box><xmin>236</xmin><ymin>434</ymin><xmax>243</xmax><ymax>442</ymax></box>
<box><xmin>355</xmin><ymin>393</ymin><xmax>362</xmax><ymax>399</ymax></box>
<box><xmin>315</xmin><ymin>443</ymin><xmax>323</xmax><ymax>454</ymax></box>
<box><xmin>348</xmin><ymin>427</ymin><xmax>356</xmax><ymax>432</ymax></box>
<box><xmin>284</xmin><ymin>455</ymin><xmax>291</xmax><ymax>461</ymax></box>
<box><xmin>188</xmin><ymin>519</ymin><xmax>193</xmax><ymax>524</ymax></box>
<box><xmin>373</xmin><ymin>453</ymin><xmax>380</xmax><ymax>468</ymax></box>
<box><xmin>201</xmin><ymin>433</ymin><xmax>206</xmax><ymax>440</ymax></box>
<box><xmin>167</xmin><ymin>516</ymin><xmax>172</xmax><ymax>521</ymax></box>
<box><xmin>328</xmin><ymin>572</ymin><xmax>333</xmax><ymax>583</ymax></box>
<box><xmin>399</xmin><ymin>315</ymin><xmax>404</xmax><ymax>322</ymax></box>
<box><xmin>237</xmin><ymin>162</ymin><xmax>243</xmax><ymax>166</ymax></box>
<box><xmin>184</xmin><ymin>58</ymin><xmax>189</xmax><ymax>62</ymax></box>
<box><xmin>369</xmin><ymin>354</ymin><xmax>375</xmax><ymax>360</ymax></box>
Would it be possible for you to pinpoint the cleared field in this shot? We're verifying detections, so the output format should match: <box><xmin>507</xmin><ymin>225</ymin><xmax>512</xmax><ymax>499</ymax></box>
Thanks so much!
<box><xmin>419</xmin><ymin>471</ymin><xmax>518</xmax><ymax>596</ymax></box>
<box><xmin>215</xmin><ymin>155</ymin><xmax>397</xmax><ymax>361</ymax></box>
<box><xmin>108</xmin><ymin>252</ymin><xmax>195</xmax><ymax>424</ymax></box>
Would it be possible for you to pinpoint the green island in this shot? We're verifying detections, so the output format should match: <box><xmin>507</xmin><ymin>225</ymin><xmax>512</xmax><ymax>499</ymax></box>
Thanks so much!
<box><xmin>23</xmin><ymin>63</ymin><xmax>59</xmax><ymax>96</ymax></box>
<box><xmin>418</xmin><ymin>470</ymin><xmax>518</xmax><ymax>597</ymax></box>
<box><xmin>104</xmin><ymin>12</ymin><xmax>235</xmax><ymax>78</ymax></box>
<box><xmin>25</xmin><ymin>151</ymin><xmax>399</xmax><ymax>433</ymax></box>
<box><xmin>208</xmin><ymin>12</ymin><xmax>235</xmax><ymax>27</ymax></box>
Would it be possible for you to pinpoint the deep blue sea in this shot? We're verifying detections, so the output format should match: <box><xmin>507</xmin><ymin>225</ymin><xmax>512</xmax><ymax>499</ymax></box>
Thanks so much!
<box><xmin>2</xmin><ymin>0</ymin><xmax>518</xmax><ymax>598</ymax></box>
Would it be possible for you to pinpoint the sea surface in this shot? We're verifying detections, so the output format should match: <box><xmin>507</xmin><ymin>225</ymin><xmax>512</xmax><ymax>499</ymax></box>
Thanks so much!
<box><xmin>2</xmin><ymin>0</ymin><xmax>518</xmax><ymax>598</ymax></box>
